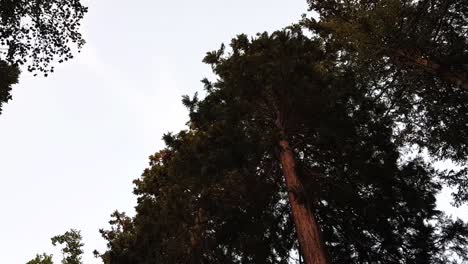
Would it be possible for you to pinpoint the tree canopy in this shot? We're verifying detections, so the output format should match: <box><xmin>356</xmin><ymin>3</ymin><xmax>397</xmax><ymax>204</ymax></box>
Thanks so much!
<box><xmin>0</xmin><ymin>60</ymin><xmax>18</xmax><ymax>114</ymax></box>
<box><xmin>306</xmin><ymin>0</ymin><xmax>468</xmax><ymax>89</ymax></box>
<box><xmin>302</xmin><ymin>0</ymin><xmax>467</xmax><ymax>212</ymax></box>
<box><xmin>0</xmin><ymin>0</ymin><xmax>87</xmax><ymax>74</ymax></box>
<box><xmin>51</xmin><ymin>229</ymin><xmax>84</xmax><ymax>264</ymax></box>
<box><xmin>18</xmin><ymin>1</ymin><xmax>467</xmax><ymax>263</ymax></box>
<box><xmin>26</xmin><ymin>254</ymin><xmax>53</xmax><ymax>264</ymax></box>
<box><xmin>0</xmin><ymin>0</ymin><xmax>87</xmax><ymax>114</ymax></box>
<box><xmin>97</xmin><ymin>29</ymin><xmax>468</xmax><ymax>263</ymax></box>
<box><xmin>26</xmin><ymin>229</ymin><xmax>84</xmax><ymax>264</ymax></box>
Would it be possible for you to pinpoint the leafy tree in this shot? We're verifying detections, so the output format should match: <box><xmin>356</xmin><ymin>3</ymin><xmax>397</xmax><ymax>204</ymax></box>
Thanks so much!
<box><xmin>0</xmin><ymin>0</ymin><xmax>88</xmax><ymax>74</ymax></box>
<box><xmin>26</xmin><ymin>254</ymin><xmax>53</xmax><ymax>264</ymax></box>
<box><xmin>98</xmin><ymin>29</ymin><xmax>468</xmax><ymax>263</ymax></box>
<box><xmin>51</xmin><ymin>229</ymin><xmax>84</xmax><ymax>264</ymax></box>
<box><xmin>0</xmin><ymin>0</ymin><xmax>87</xmax><ymax>114</ymax></box>
<box><xmin>0</xmin><ymin>60</ymin><xmax>19</xmax><ymax>114</ymax></box>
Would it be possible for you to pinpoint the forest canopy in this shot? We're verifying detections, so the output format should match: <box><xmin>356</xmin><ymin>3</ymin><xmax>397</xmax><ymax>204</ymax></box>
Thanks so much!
<box><xmin>96</xmin><ymin>26</ymin><xmax>468</xmax><ymax>264</ymax></box>
<box><xmin>18</xmin><ymin>1</ymin><xmax>467</xmax><ymax>263</ymax></box>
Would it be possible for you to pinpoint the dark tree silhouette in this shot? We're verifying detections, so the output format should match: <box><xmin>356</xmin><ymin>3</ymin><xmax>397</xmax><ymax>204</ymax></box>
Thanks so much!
<box><xmin>0</xmin><ymin>0</ymin><xmax>87</xmax><ymax>114</ymax></box>
<box><xmin>97</xmin><ymin>29</ymin><xmax>468</xmax><ymax>264</ymax></box>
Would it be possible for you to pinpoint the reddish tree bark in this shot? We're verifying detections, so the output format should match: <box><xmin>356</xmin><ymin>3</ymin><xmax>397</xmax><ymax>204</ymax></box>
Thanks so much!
<box><xmin>278</xmin><ymin>138</ymin><xmax>329</xmax><ymax>264</ymax></box>
<box><xmin>395</xmin><ymin>50</ymin><xmax>468</xmax><ymax>89</ymax></box>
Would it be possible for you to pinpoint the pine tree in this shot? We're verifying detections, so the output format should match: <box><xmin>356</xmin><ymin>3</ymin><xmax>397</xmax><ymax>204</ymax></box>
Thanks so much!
<box><xmin>51</xmin><ymin>229</ymin><xmax>84</xmax><ymax>264</ymax></box>
<box><xmin>26</xmin><ymin>254</ymin><xmax>53</xmax><ymax>264</ymax></box>
<box><xmin>304</xmin><ymin>0</ymin><xmax>468</xmax><ymax>207</ymax></box>
<box><xmin>97</xmin><ymin>28</ymin><xmax>468</xmax><ymax>263</ymax></box>
<box><xmin>26</xmin><ymin>229</ymin><xmax>84</xmax><ymax>264</ymax></box>
<box><xmin>306</xmin><ymin>0</ymin><xmax>468</xmax><ymax>89</ymax></box>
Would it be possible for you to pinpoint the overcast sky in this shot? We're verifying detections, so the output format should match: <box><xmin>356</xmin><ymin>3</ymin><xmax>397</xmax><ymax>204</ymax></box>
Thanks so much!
<box><xmin>0</xmin><ymin>1</ymin><xmax>466</xmax><ymax>263</ymax></box>
<box><xmin>0</xmin><ymin>1</ymin><xmax>311</xmax><ymax>263</ymax></box>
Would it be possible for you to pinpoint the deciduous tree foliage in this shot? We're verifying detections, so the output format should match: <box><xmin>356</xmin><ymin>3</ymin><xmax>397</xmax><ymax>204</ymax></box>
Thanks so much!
<box><xmin>97</xmin><ymin>29</ymin><xmax>468</xmax><ymax>263</ymax></box>
<box><xmin>0</xmin><ymin>0</ymin><xmax>87</xmax><ymax>74</ymax></box>
<box><xmin>0</xmin><ymin>60</ymin><xmax>18</xmax><ymax>114</ymax></box>
<box><xmin>0</xmin><ymin>0</ymin><xmax>87</xmax><ymax>114</ymax></box>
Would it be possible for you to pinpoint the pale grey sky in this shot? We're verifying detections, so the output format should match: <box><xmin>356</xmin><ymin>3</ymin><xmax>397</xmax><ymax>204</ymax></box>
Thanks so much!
<box><xmin>0</xmin><ymin>1</ymin><xmax>310</xmax><ymax>263</ymax></box>
<box><xmin>0</xmin><ymin>1</ymin><xmax>466</xmax><ymax>263</ymax></box>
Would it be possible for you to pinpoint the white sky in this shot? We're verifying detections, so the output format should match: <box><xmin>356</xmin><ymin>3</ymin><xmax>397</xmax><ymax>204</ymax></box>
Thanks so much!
<box><xmin>0</xmin><ymin>1</ymin><xmax>466</xmax><ymax>263</ymax></box>
<box><xmin>0</xmin><ymin>1</ymin><xmax>309</xmax><ymax>263</ymax></box>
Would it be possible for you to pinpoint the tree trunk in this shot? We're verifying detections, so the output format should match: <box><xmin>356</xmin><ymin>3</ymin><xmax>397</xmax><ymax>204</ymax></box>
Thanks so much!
<box><xmin>278</xmin><ymin>138</ymin><xmax>329</xmax><ymax>264</ymax></box>
<box><xmin>189</xmin><ymin>208</ymin><xmax>206</xmax><ymax>263</ymax></box>
<box><xmin>395</xmin><ymin>50</ymin><xmax>468</xmax><ymax>89</ymax></box>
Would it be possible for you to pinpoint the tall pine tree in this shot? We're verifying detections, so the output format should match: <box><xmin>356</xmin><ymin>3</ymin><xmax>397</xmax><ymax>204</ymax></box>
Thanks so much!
<box><xmin>306</xmin><ymin>0</ymin><xmax>468</xmax><ymax>88</ymax></box>
<box><xmin>97</xmin><ymin>28</ymin><xmax>468</xmax><ymax>263</ymax></box>
<box><xmin>304</xmin><ymin>0</ymin><xmax>468</xmax><ymax>208</ymax></box>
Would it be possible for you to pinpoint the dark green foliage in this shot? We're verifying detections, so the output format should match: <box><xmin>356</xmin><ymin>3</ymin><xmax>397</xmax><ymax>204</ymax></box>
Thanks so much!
<box><xmin>26</xmin><ymin>254</ymin><xmax>53</xmax><ymax>264</ymax></box>
<box><xmin>27</xmin><ymin>229</ymin><xmax>84</xmax><ymax>264</ymax></box>
<box><xmin>196</xmin><ymin>29</ymin><xmax>468</xmax><ymax>263</ymax></box>
<box><xmin>303</xmin><ymin>0</ymin><xmax>468</xmax><ymax>160</ymax></box>
<box><xmin>0</xmin><ymin>60</ymin><xmax>19</xmax><ymax>114</ymax></box>
<box><xmin>0</xmin><ymin>0</ymin><xmax>88</xmax><ymax>75</ymax></box>
<box><xmin>305</xmin><ymin>0</ymin><xmax>468</xmax><ymax>87</ymax></box>
<box><xmin>441</xmin><ymin>168</ymin><xmax>468</xmax><ymax>207</ymax></box>
<box><xmin>98</xmin><ymin>29</ymin><xmax>468</xmax><ymax>263</ymax></box>
<box><xmin>0</xmin><ymin>0</ymin><xmax>87</xmax><ymax>115</ymax></box>
<box><xmin>98</xmin><ymin>129</ymin><xmax>295</xmax><ymax>263</ymax></box>
<box><xmin>304</xmin><ymin>0</ymin><xmax>468</xmax><ymax>205</ymax></box>
<box><xmin>51</xmin><ymin>229</ymin><xmax>84</xmax><ymax>264</ymax></box>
